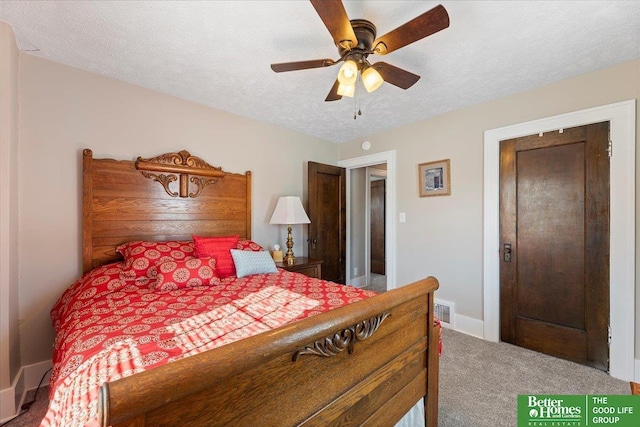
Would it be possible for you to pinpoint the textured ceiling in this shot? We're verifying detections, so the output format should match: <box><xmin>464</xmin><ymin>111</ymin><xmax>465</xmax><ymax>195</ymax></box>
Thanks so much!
<box><xmin>1</xmin><ymin>1</ymin><xmax>639</xmax><ymax>143</ymax></box>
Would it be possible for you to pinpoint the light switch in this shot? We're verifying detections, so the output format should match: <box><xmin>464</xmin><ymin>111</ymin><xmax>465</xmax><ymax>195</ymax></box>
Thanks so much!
<box><xmin>399</xmin><ymin>212</ymin><xmax>406</xmax><ymax>223</ymax></box>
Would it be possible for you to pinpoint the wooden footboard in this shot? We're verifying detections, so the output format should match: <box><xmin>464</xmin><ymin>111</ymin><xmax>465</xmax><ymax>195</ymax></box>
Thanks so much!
<box><xmin>98</xmin><ymin>276</ymin><xmax>440</xmax><ymax>427</ymax></box>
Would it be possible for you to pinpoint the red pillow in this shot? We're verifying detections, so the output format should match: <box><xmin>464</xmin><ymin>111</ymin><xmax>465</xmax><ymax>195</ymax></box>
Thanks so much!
<box><xmin>192</xmin><ymin>235</ymin><xmax>239</xmax><ymax>278</ymax></box>
<box><xmin>117</xmin><ymin>240</ymin><xmax>195</xmax><ymax>281</ymax></box>
<box><xmin>236</xmin><ymin>239</ymin><xmax>263</xmax><ymax>251</ymax></box>
<box><xmin>153</xmin><ymin>258</ymin><xmax>220</xmax><ymax>291</ymax></box>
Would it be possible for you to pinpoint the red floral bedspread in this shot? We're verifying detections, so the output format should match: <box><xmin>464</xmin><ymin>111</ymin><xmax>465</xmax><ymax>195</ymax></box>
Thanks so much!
<box><xmin>42</xmin><ymin>263</ymin><xmax>377</xmax><ymax>427</ymax></box>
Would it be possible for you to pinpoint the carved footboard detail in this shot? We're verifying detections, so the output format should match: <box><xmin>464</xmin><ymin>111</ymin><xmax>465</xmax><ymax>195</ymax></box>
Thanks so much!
<box><xmin>292</xmin><ymin>311</ymin><xmax>391</xmax><ymax>361</ymax></box>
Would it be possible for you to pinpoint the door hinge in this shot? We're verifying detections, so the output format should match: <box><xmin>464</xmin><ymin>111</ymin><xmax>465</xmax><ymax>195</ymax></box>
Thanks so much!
<box><xmin>608</xmin><ymin>324</ymin><xmax>611</xmax><ymax>346</ymax></box>
<box><xmin>608</xmin><ymin>129</ymin><xmax>612</xmax><ymax>158</ymax></box>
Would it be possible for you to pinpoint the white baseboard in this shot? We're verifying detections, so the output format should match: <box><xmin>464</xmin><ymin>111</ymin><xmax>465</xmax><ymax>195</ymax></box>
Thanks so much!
<box><xmin>24</xmin><ymin>360</ymin><xmax>52</xmax><ymax>390</ymax></box>
<box><xmin>453</xmin><ymin>313</ymin><xmax>484</xmax><ymax>339</ymax></box>
<box><xmin>0</xmin><ymin>360</ymin><xmax>52</xmax><ymax>423</ymax></box>
<box><xmin>0</xmin><ymin>370</ymin><xmax>24</xmax><ymax>423</ymax></box>
<box><xmin>439</xmin><ymin>321</ymin><xmax>454</xmax><ymax>330</ymax></box>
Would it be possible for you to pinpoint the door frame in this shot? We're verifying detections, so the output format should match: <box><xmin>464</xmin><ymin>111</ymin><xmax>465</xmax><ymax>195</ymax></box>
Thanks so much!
<box><xmin>483</xmin><ymin>100</ymin><xmax>636</xmax><ymax>381</ymax></box>
<box><xmin>340</xmin><ymin>150</ymin><xmax>397</xmax><ymax>289</ymax></box>
<box><xmin>365</xmin><ymin>167</ymin><xmax>387</xmax><ymax>286</ymax></box>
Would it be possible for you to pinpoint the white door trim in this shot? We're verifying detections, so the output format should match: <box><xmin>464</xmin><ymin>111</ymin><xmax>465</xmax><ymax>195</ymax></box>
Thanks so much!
<box><xmin>340</xmin><ymin>150</ymin><xmax>397</xmax><ymax>289</ymax></box>
<box><xmin>483</xmin><ymin>100</ymin><xmax>636</xmax><ymax>381</ymax></box>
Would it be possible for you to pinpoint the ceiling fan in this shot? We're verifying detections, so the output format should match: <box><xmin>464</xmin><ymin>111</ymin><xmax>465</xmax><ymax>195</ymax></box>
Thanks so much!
<box><xmin>270</xmin><ymin>0</ymin><xmax>450</xmax><ymax>102</ymax></box>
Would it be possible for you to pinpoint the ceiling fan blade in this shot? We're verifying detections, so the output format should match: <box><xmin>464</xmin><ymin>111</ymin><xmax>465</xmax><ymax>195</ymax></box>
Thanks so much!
<box><xmin>373</xmin><ymin>62</ymin><xmax>420</xmax><ymax>89</ymax></box>
<box><xmin>271</xmin><ymin>58</ymin><xmax>336</xmax><ymax>73</ymax></box>
<box><xmin>373</xmin><ymin>4</ymin><xmax>449</xmax><ymax>55</ymax></box>
<box><xmin>325</xmin><ymin>79</ymin><xmax>342</xmax><ymax>101</ymax></box>
<box><xmin>310</xmin><ymin>0</ymin><xmax>358</xmax><ymax>49</ymax></box>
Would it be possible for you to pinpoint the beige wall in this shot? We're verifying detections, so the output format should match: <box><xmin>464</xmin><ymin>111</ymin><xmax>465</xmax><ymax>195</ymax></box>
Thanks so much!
<box><xmin>7</xmin><ymin>48</ymin><xmax>640</xmax><ymax>370</ymax></box>
<box><xmin>339</xmin><ymin>59</ymin><xmax>640</xmax><ymax>355</ymax></box>
<box><xmin>0</xmin><ymin>20</ymin><xmax>21</xmax><ymax>390</ymax></box>
<box><xmin>17</xmin><ymin>54</ymin><xmax>339</xmax><ymax>365</ymax></box>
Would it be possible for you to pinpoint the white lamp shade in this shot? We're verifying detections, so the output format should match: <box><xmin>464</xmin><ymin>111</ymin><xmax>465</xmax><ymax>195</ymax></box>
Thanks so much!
<box><xmin>269</xmin><ymin>196</ymin><xmax>310</xmax><ymax>225</ymax></box>
<box><xmin>337</xmin><ymin>60</ymin><xmax>358</xmax><ymax>85</ymax></box>
<box><xmin>337</xmin><ymin>82</ymin><xmax>355</xmax><ymax>97</ymax></box>
<box><xmin>362</xmin><ymin>66</ymin><xmax>384</xmax><ymax>92</ymax></box>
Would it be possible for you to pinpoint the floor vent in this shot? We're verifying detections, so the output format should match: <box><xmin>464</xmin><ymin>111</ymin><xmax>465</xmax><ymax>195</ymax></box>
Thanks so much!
<box><xmin>434</xmin><ymin>299</ymin><xmax>455</xmax><ymax>329</ymax></box>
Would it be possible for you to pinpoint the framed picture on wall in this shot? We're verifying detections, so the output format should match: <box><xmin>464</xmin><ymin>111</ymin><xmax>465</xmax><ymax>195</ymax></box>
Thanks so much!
<box><xmin>418</xmin><ymin>159</ymin><xmax>451</xmax><ymax>197</ymax></box>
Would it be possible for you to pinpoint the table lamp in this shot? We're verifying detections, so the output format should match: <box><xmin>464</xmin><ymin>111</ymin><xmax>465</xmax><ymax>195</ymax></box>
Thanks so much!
<box><xmin>269</xmin><ymin>196</ymin><xmax>310</xmax><ymax>265</ymax></box>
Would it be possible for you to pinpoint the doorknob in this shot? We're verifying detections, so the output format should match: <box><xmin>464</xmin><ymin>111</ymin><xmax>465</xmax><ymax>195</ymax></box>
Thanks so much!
<box><xmin>503</xmin><ymin>243</ymin><xmax>512</xmax><ymax>262</ymax></box>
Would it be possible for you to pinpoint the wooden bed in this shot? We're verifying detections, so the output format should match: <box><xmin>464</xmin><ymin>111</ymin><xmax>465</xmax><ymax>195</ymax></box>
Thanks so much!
<box><xmin>81</xmin><ymin>149</ymin><xmax>440</xmax><ymax>427</ymax></box>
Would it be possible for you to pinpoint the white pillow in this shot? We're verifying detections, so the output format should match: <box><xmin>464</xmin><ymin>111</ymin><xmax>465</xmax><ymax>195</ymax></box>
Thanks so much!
<box><xmin>230</xmin><ymin>249</ymin><xmax>278</xmax><ymax>278</ymax></box>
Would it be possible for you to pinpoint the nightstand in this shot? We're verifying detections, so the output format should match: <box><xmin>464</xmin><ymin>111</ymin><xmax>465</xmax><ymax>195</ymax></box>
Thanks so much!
<box><xmin>276</xmin><ymin>257</ymin><xmax>323</xmax><ymax>279</ymax></box>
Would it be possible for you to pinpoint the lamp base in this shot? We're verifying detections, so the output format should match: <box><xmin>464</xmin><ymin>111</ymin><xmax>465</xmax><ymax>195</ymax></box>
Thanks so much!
<box><xmin>284</xmin><ymin>225</ymin><xmax>296</xmax><ymax>265</ymax></box>
<box><xmin>282</xmin><ymin>225</ymin><xmax>296</xmax><ymax>265</ymax></box>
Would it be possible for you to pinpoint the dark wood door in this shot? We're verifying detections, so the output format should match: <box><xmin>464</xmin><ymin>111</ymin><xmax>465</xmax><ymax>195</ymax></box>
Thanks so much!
<box><xmin>308</xmin><ymin>161</ymin><xmax>346</xmax><ymax>283</ymax></box>
<box><xmin>500</xmin><ymin>122</ymin><xmax>610</xmax><ymax>371</ymax></box>
<box><xmin>370</xmin><ymin>179</ymin><xmax>385</xmax><ymax>275</ymax></box>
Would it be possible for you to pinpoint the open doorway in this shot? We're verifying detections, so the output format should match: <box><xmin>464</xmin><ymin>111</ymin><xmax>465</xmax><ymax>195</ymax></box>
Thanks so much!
<box><xmin>347</xmin><ymin>165</ymin><xmax>387</xmax><ymax>291</ymax></box>
<box><xmin>367</xmin><ymin>166</ymin><xmax>387</xmax><ymax>291</ymax></box>
<box><xmin>339</xmin><ymin>150</ymin><xmax>397</xmax><ymax>292</ymax></box>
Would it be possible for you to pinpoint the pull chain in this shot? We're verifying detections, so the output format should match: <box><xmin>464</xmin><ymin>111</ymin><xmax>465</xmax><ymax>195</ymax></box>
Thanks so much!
<box><xmin>353</xmin><ymin>79</ymin><xmax>358</xmax><ymax>119</ymax></box>
<box><xmin>354</xmin><ymin>74</ymin><xmax>362</xmax><ymax>119</ymax></box>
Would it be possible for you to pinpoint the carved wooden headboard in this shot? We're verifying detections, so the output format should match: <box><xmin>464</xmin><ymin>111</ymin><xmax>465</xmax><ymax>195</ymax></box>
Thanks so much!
<box><xmin>82</xmin><ymin>149</ymin><xmax>252</xmax><ymax>273</ymax></box>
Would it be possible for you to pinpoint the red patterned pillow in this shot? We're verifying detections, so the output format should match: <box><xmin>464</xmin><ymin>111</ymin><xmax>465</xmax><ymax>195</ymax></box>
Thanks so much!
<box><xmin>153</xmin><ymin>258</ymin><xmax>220</xmax><ymax>291</ymax></box>
<box><xmin>192</xmin><ymin>235</ymin><xmax>239</xmax><ymax>278</ymax></box>
<box><xmin>236</xmin><ymin>239</ymin><xmax>263</xmax><ymax>251</ymax></box>
<box><xmin>117</xmin><ymin>240</ymin><xmax>195</xmax><ymax>281</ymax></box>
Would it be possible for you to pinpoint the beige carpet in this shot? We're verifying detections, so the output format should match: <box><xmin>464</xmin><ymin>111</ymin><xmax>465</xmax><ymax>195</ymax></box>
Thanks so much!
<box><xmin>1</xmin><ymin>386</ymin><xmax>48</xmax><ymax>427</ymax></box>
<box><xmin>438</xmin><ymin>328</ymin><xmax>630</xmax><ymax>427</ymax></box>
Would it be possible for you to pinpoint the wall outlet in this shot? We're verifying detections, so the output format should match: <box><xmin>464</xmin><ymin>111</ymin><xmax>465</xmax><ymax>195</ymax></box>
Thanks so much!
<box><xmin>354</xmin><ymin>267</ymin><xmax>359</xmax><ymax>276</ymax></box>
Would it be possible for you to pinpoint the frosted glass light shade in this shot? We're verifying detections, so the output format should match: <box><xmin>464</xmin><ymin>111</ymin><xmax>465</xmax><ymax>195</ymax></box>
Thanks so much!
<box><xmin>362</xmin><ymin>66</ymin><xmax>384</xmax><ymax>92</ymax></box>
<box><xmin>337</xmin><ymin>82</ymin><xmax>355</xmax><ymax>98</ymax></box>
<box><xmin>269</xmin><ymin>196</ymin><xmax>310</xmax><ymax>225</ymax></box>
<box><xmin>337</xmin><ymin>60</ymin><xmax>358</xmax><ymax>85</ymax></box>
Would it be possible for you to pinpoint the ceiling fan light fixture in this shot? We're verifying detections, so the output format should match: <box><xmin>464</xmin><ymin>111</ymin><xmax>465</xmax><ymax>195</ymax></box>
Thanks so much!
<box><xmin>337</xmin><ymin>82</ymin><xmax>355</xmax><ymax>98</ymax></box>
<box><xmin>337</xmin><ymin>59</ymin><xmax>358</xmax><ymax>85</ymax></box>
<box><xmin>362</xmin><ymin>66</ymin><xmax>384</xmax><ymax>93</ymax></box>
<box><xmin>270</xmin><ymin>2</ymin><xmax>450</xmax><ymax>102</ymax></box>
